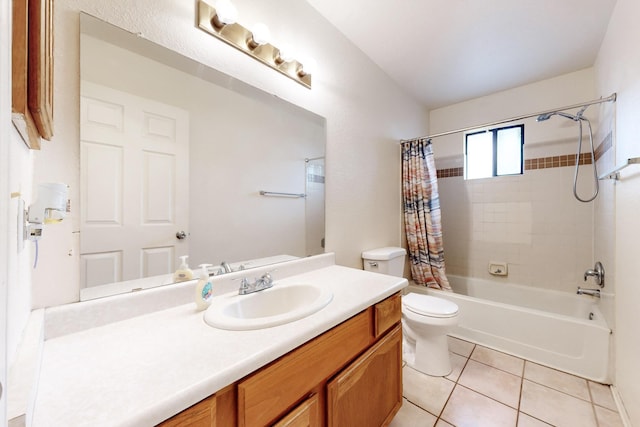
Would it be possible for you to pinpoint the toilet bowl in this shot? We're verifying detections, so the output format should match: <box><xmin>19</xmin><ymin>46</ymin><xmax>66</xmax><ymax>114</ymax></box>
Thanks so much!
<box><xmin>361</xmin><ymin>247</ymin><xmax>460</xmax><ymax>377</ymax></box>
<box><xmin>402</xmin><ymin>293</ymin><xmax>459</xmax><ymax>376</ymax></box>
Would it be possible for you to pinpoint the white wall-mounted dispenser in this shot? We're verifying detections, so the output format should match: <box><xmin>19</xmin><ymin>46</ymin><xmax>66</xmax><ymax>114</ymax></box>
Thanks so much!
<box><xmin>489</xmin><ymin>261</ymin><xmax>508</xmax><ymax>276</ymax></box>
<box><xmin>25</xmin><ymin>183</ymin><xmax>69</xmax><ymax>240</ymax></box>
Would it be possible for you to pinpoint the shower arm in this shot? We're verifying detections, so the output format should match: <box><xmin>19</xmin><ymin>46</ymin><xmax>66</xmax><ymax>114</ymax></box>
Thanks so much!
<box><xmin>400</xmin><ymin>93</ymin><xmax>617</xmax><ymax>142</ymax></box>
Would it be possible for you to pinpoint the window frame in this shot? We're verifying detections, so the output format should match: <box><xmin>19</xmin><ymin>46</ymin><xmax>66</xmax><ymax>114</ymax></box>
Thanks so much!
<box><xmin>464</xmin><ymin>124</ymin><xmax>524</xmax><ymax>179</ymax></box>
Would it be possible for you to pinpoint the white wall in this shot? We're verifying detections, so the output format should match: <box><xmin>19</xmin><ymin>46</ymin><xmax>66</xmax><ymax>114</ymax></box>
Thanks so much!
<box><xmin>6</xmin><ymin>130</ymin><xmax>33</xmax><ymax>366</ymax></box>
<box><xmin>430</xmin><ymin>69</ymin><xmax>599</xmax><ymax>293</ymax></box>
<box><xmin>30</xmin><ymin>0</ymin><xmax>428</xmax><ymax>307</ymax></box>
<box><xmin>594</xmin><ymin>0</ymin><xmax>640</xmax><ymax>423</ymax></box>
<box><xmin>3</xmin><ymin>0</ymin><xmax>36</xmax><ymax>384</ymax></box>
<box><xmin>1</xmin><ymin>0</ymin><xmax>10</xmax><ymax>419</ymax></box>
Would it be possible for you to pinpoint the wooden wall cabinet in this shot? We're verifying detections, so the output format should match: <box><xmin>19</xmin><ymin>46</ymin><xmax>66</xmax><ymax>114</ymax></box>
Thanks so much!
<box><xmin>158</xmin><ymin>293</ymin><xmax>403</xmax><ymax>427</ymax></box>
<box><xmin>12</xmin><ymin>0</ymin><xmax>54</xmax><ymax>149</ymax></box>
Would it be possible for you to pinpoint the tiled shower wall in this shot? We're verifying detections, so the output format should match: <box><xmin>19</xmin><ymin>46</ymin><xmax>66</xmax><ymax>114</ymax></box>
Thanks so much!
<box><xmin>436</xmin><ymin>153</ymin><xmax>596</xmax><ymax>294</ymax></box>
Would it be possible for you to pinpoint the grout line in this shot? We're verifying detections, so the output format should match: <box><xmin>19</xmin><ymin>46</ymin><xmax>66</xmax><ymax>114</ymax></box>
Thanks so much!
<box><xmin>436</xmin><ymin>343</ymin><xmax>474</xmax><ymax>425</ymax></box>
<box><xmin>515</xmin><ymin>358</ymin><xmax>525</xmax><ymax>427</ymax></box>
<box><xmin>518</xmin><ymin>411</ymin><xmax>554</xmax><ymax>426</ymax></box>
<box><xmin>522</xmin><ymin>377</ymin><xmax>593</xmax><ymax>404</ymax></box>
<box><xmin>454</xmin><ymin>383</ymin><xmax>521</xmax><ymax>412</ymax></box>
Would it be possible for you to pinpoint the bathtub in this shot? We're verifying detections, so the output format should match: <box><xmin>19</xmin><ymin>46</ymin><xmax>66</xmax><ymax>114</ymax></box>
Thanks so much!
<box><xmin>407</xmin><ymin>275</ymin><xmax>612</xmax><ymax>383</ymax></box>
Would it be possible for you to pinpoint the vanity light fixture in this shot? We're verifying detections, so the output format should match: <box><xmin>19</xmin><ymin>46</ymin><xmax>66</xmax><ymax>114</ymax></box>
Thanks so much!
<box><xmin>197</xmin><ymin>0</ymin><xmax>313</xmax><ymax>88</ymax></box>
<box><xmin>210</xmin><ymin>0</ymin><xmax>237</xmax><ymax>28</ymax></box>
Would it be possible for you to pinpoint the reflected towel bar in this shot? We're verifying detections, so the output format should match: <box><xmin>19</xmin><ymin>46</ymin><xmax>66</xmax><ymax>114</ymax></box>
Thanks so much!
<box><xmin>260</xmin><ymin>191</ymin><xmax>306</xmax><ymax>198</ymax></box>
<box><xmin>598</xmin><ymin>157</ymin><xmax>640</xmax><ymax>180</ymax></box>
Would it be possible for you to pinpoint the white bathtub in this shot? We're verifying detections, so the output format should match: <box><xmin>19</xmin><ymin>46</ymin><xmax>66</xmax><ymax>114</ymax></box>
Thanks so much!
<box><xmin>407</xmin><ymin>275</ymin><xmax>612</xmax><ymax>383</ymax></box>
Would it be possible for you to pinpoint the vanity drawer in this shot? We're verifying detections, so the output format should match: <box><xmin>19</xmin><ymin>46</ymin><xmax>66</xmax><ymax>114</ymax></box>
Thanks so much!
<box><xmin>238</xmin><ymin>310</ymin><xmax>372</xmax><ymax>427</ymax></box>
<box><xmin>374</xmin><ymin>293</ymin><xmax>401</xmax><ymax>338</ymax></box>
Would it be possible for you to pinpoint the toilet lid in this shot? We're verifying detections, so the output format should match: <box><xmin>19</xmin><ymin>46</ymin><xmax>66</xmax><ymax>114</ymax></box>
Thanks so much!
<box><xmin>403</xmin><ymin>293</ymin><xmax>459</xmax><ymax>318</ymax></box>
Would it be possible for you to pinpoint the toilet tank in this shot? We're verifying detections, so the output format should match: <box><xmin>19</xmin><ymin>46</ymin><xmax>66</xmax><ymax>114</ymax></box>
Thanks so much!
<box><xmin>362</xmin><ymin>247</ymin><xmax>406</xmax><ymax>277</ymax></box>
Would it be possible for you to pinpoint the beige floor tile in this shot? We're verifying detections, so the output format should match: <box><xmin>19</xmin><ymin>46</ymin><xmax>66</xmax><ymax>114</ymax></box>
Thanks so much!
<box><xmin>517</xmin><ymin>412</ymin><xmax>552</xmax><ymax>426</ymax></box>
<box><xmin>458</xmin><ymin>359</ymin><xmax>522</xmax><ymax>408</ymax></box>
<box><xmin>435</xmin><ymin>420</ymin><xmax>454</xmax><ymax>427</ymax></box>
<box><xmin>470</xmin><ymin>345</ymin><xmax>524</xmax><ymax>376</ymax></box>
<box><xmin>520</xmin><ymin>380</ymin><xmax>597</xmax><ymax>427</ymax></box>
<box><xmin>448</xmin><ymin>336</ymin><xmax>475</xmax><ymax>357</ymax></box>
<box><xmin>440</xmin><ymin>385</ymin><xmax>518</xmax><ymax>427</ymax></box>
<box><xmin>445</xmin><ymin>352</ymin><xmax>467</xmax><ymax>382</ymax></box>
<box><xmin>403</xmin><ymin>365</ymin><xmax>455</xmax><ymax>417</ymax></box>
<box><xmin>589</xmin><ymin>381</ymin><xmax>617</xmax><ymax>410</ymax></box>
<box><xmin>594</xmin><ymin>405</ymin><xmax>625</xmax><ymax>427</ymax></box>
<box><xmin>524</xmin><ymin>362</ymin><xmax>590</xmax><ymax>401</ymax></box>
<box><xmin>389</xmin><ymin>399</ymin><xmax>437</xmax><ymax>427</ymax></box>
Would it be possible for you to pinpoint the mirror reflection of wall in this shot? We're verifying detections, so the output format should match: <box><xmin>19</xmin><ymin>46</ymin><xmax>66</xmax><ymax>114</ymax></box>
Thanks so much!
<box><xmin>79</xmin><ymin>14</ymin><xmax>325</xmax><ymax>296</ymax></box>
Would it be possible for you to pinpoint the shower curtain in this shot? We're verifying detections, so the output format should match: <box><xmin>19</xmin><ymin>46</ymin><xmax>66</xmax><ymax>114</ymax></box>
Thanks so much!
<box><xmin>401</xmin><ymin>138</ymin><xmax>452</xmax><ymax>291</ymax></box>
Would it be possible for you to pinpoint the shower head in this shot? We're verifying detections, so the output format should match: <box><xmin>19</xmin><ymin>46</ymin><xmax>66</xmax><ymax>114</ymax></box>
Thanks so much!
<box><xmin>536</xmin><ymin>111</ymin><xmax>580</xmax><ymax>122</ymax></box>
<box><xmin>536</xmin><ymin>112</ymin><xmax>554</xmax><ymax>122</ymax></box>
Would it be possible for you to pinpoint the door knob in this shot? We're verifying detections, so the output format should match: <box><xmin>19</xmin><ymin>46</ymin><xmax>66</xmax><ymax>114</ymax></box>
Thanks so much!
<box><xmin>176</xmin><ymin>230</ymin><xmax>188</xmax><ymax>240</ymax></box>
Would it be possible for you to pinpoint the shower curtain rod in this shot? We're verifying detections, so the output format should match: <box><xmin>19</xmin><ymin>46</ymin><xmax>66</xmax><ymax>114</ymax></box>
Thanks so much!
<box><xmin>400</xmin><ymin>93</ymin><xmax>617</xmax><ymax>143</ymax></box>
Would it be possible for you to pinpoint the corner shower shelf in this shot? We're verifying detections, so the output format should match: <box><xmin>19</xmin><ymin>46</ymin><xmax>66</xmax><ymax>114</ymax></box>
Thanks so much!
<box><xmin>598</xmin><ymin>157</ymin><xmax>640</xmax><ymax>180</ymax></box>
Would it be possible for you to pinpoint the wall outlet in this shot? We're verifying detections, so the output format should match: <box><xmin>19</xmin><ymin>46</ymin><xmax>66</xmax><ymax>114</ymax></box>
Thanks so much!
<box><xmin>489</xmin><ymin>262</ymin><xmax>508</xmax><ymax>276</ymax></box>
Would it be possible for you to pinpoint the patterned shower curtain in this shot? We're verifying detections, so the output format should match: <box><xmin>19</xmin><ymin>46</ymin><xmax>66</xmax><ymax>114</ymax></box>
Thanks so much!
<box><xmin>401</xmin><ymin>138</ymin><xmax>452</xmax><ymax>291</ymax></box>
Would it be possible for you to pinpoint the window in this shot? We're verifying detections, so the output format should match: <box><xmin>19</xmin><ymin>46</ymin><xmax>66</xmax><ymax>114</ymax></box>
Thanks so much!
<box><xmin>465</xmin><ymin>124</ymin><xmax>524</xmax><ymax>180</ymax></box>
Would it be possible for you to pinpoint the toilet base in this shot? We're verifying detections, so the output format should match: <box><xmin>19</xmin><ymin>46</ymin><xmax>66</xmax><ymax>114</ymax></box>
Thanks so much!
<box><xmin>403</xmin><ymin>334</ymin><xmax>452</xmax><ymax>377</ymax></box>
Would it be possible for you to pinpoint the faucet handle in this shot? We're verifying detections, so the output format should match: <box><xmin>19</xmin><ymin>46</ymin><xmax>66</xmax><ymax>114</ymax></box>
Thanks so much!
<box><xmin>583</xmin><ymin>261</ymin><xmax>605</xmax><ymax>288</ymax></box>
<box><xmin>234</xmin><ymin>277</ymin><xmax>251</xmax><ymax>294</ymax></box>
<box><xmin>261</xmin><ymin>269</ymin><xmax>277</xmax><ymax>285</ymax></box>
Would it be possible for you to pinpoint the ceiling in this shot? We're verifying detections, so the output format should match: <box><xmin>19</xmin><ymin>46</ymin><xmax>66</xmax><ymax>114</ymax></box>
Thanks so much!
<box><xmin>306</xmin><ymin>0</ymin><xmax>617</xmax><ymax>109</ymax></box>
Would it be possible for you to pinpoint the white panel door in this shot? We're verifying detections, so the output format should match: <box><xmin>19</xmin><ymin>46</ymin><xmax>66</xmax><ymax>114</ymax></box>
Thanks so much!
<box><xmin>80</xmin><ymin>82</ymin><xmax>189</xmax><ymax>287</ymax></box>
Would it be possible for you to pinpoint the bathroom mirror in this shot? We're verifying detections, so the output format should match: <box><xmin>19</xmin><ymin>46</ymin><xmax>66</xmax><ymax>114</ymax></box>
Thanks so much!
<box><xmin>79</xmin><ymin>14</ymin><xmax>325</xmax><ymax>299</ymax></box>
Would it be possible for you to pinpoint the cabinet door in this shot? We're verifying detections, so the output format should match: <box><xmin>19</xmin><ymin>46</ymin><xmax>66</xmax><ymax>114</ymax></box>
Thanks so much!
<box><xmin>238</xmin><ymin>310</ymin><xmax>372</xmax><ymax>426</ymax></box>
<box><xmin>273</xmin><ymin>394</ymin><xmax>321</xmax><ymax>427</ymax></box>
<box><xmin>326</xmin><ymin>325</ymin><xmax>402</xmax><ymax>427</ymax></box>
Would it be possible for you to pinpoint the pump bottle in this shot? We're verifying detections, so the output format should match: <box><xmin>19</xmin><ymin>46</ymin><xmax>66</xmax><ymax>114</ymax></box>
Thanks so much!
<box><xmin>173</xmin><ymin>255</ymin><xmax>193</xmax><ymax>282</ymax></box>
<box><xmin>195</xmin><ymin>264</ymin><xmax>213</xmax><ymax>311</ymax></box>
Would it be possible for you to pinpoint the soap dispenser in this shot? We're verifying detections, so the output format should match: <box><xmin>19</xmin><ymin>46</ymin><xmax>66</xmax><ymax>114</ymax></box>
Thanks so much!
<box><xmin>173</xmin><ymin>255</ymin><xmax>194</xmax><ymax>282</ymax></box>
<box><xmin>195</xmin><ymin>264</ymin><xmax>213</xmax><ymax>311</ymax></box>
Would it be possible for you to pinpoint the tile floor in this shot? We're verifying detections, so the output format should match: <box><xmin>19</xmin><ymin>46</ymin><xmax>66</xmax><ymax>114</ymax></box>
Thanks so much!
<box><xmin>390</xmin><ymin>337</ymin><xmax>624</xmax><ymax>427</ymax></box>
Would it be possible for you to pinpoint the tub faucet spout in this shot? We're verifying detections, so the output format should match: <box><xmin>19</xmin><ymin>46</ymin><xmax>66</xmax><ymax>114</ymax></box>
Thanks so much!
<box><xmin>577</xmin><ymin>287</ymin><xmax>600</xmax><ymax>298</ymax></box>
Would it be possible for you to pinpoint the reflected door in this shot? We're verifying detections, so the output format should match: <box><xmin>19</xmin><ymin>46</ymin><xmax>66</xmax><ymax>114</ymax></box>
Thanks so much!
<box><xmin>305</xmin><ymin>158</ymin><xmax>325</xmax><ymax>256</ymax></box>
<box><xmin>80</xmin><ymin>82</ymin><xmax>189</xmax><ymax>288</ymax></box>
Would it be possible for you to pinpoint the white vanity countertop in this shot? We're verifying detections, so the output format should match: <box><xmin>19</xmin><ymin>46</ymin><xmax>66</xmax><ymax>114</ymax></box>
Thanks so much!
<box><xmin>31</xmin><ymin>258</ymin><xmax>407</xmax><ymax>426</ymax></box>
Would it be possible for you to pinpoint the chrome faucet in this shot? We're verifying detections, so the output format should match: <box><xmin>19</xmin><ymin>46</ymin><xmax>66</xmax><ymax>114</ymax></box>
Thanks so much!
<box><xmin>583</xmin><ymin>261</ymin><xmax>605</xmax><ymax>288</ymax></box>
<box><xmin>577</xmin><ymin>287</ymin><xmax>601</xmax><ymax>298</ymax></box>
<box><xmin>220</xmin><ymin>261</ymin><xmax>233</xmax><ymax>274</ymax></box>
<box><xmin>238</xmin><ymin>272</ymin><xmax>274</xmax><ymax>295</ymax></box>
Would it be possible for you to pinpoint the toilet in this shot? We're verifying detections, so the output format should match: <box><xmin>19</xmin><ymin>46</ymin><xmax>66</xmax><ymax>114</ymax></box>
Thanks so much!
<box><xmin>362</xmin><ymin>247</ymin><xmax>460</xmax><ymax>377</ymax></box>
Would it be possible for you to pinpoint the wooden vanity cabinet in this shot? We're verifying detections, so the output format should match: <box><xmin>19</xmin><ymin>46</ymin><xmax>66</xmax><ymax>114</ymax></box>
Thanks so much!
<box><xmin>158</xmin><ymin>293</ymin><xmax>402</xmax><ymax>427</ymax></box>
<box><xmin>273</xmin><ymin>394</ymin><xmax>321</xmax><ymax>427</ymax></box>
<box><xmin>326</xmin><ymin>325</ymin><xmax>402</xmax><ymax>427</ymax></box>
<box><xmin>159</xmin><ymin>384</ymin><xmax>236</xmax><ymax>427</ymax></box>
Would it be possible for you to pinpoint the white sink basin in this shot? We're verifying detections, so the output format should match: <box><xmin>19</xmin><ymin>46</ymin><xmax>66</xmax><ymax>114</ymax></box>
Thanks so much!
<box><xmin>204</xmin><ymin>283</ymin><xmax>333</xmax><ymax>330</ymax></box>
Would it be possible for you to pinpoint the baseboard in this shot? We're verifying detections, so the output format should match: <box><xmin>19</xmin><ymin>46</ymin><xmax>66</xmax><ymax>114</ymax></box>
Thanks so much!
<box><xmin>610</xmin><ymin>385</ymin><xmax>633</xmax><ymax>427</ymax></box>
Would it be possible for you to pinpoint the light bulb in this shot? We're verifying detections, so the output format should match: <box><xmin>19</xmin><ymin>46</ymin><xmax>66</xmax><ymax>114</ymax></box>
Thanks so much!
<box><xmin>216</xmin><ymin>0</ymin><xmax>238</xmax><ymax>25</ymax></box>
<box><xmin>251</xmin><ymin>23</ymin><xmax>271</xmax><ymax>46</ymax></box>
<box><xmin>277</xmin><ymin>44</ymin><xmax>294</xmax><ymax>62</ymax></box>
<box><xmin>300</xmin><ymin>57</ymin><xmax>317</xmax><ymax>76</ymax></box>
